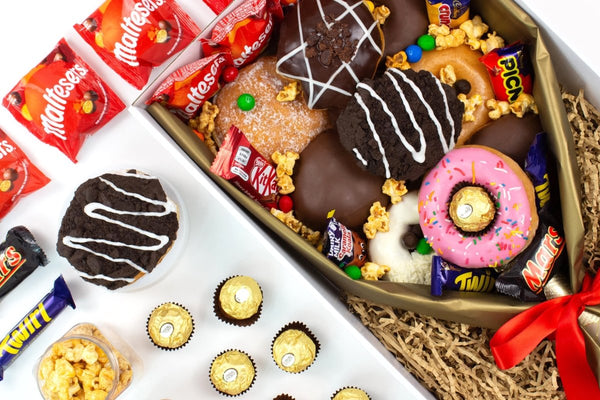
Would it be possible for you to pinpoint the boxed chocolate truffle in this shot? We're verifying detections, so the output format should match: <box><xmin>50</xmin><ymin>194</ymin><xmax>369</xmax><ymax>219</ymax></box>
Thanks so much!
<box><xmin>134</xmin><ymin>0</ymin><xmax>583</xmax><ymax>334</ymax></box>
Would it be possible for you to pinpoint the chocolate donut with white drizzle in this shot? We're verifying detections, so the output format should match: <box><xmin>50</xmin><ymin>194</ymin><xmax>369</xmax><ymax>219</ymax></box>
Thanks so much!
<box><xmin>57</xmin><ymin>169</ymin><xmax>179</xmax><ymax>290</ymax></box>
<box><xmin>337</xmin><ymin>68</ymin><xmax>464</xmax><ymax>181</ymax></box>
<box><xmin>276</xmin><ymin>0</ymin><xmax>384</xmax><ymax>110</ymax></box>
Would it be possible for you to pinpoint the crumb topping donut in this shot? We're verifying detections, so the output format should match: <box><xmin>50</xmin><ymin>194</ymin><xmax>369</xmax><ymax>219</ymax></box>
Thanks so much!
<box><xmin>214</xmin><ymin>56</ymin><xmax>330</xmax><ymax>159</ymax></box>
<box><xmin>276</xmin><ymin>0</ymin><xmax>384</xmax><ymax>110</ymax></box>
<box><xmin>337</xmin><ymin>68</ymin><xmax>463</xmax><ymax>181</ymax></box>
<box><xmin>411</xmin><ymin>45</ymin><xmax>495</xmax><ymax>144</ymax></box>
<box><xmin>368</xmin><ymin>191</ymin><xmax>433</xmax><ymax>284</ymax></box>
<box><xmin>418</xmin><ymin>145</ymin><xmax>538</xmax><ymax>268</ymax></box>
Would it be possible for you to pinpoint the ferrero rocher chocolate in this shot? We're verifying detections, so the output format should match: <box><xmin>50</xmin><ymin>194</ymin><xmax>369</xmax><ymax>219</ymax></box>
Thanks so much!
<box><xmin>147</xmin><ymin>302</ymin><xmax>193</xmax><ymax>350</ymax></box>
<box><xmin>219</xmin><ymin>276</ymin><xmax>262</xmax><ymax>320</ymax></box>
<box><xmin>272</xmin><ymin>327</ymin><xmax>317</xmax><ymax>373</ymax></box>
<box><xmin>332</xmin><ymin>387</ymin><xmax>371</xmax><ymax>400</ymax></box>
<box><xmin>449</xmin><ymin>186</ymin><xmax>496</xmax><ymax>232</ymax></box>
<box><xmin>209</xmin><ymin>350</ymin><xmax>255</xmax><ymax>396</ymax></box>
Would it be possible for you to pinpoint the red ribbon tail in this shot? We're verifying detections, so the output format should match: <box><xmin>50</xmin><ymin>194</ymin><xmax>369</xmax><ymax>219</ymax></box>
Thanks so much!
<box><xmin>490</xmin><ymin>297</ymin><xmax>565</xmax><ymax>370</ymax></box>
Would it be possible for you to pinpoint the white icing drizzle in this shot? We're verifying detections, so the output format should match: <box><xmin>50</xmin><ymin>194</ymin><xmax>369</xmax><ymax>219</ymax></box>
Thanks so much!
<box><xmin>388</xmin><ymin>69</ymin><xmax>453</xmax><ymax>153</ymax></box>
<box><xmin>360</xmin><ymin>77</ymin><xmax>426</xmax><ymax>163</ymax></box>
<box><xmin>353</xmin><ymin>148</ymin><xmax>368</xmax><ymax>166</ymax></box>
<box><xmin>275</xmin><ymin>0</ymin><xmax>383</xmax><ymax>108</ymax></box>
<box><xmin>430</xmin><ymin>73</ymin><xmax>458</xmax><ymax>148</ymax></box>
<box><xmin>353</xmin><ymin>91</ymin><xmax>391</xmax><ymax>178</ymax></box>
<box><xmin>62</xmin><ymin>171</ymin><xmax>177</xmax><ymax>283</ymax></box>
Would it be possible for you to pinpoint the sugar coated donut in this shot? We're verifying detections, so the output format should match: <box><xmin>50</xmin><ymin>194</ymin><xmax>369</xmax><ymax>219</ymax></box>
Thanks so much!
<box><xmin>214</xmin><ymin>56</ymin><xmax>330</xmax><ymax>159</ymax></box>
<box><xmin>411</xmin><ymin>45</ymin><xmax>494</xmax><ymax>144</ymax></box>
<box><xmin>368</xmin><ymin>191</ymin><xmax>433</xmax><ymax>284</ymax></box>
<box><xmin>418</xmin><ymin>145</ymin><xmax>538</xmax><ymax>268</ymax></box>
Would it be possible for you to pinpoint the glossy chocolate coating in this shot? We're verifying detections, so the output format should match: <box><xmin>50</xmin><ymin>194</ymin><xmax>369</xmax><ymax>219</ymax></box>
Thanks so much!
<box><xmin>381</xmin><ymin>0</ymin><xmax>429</xmax><ymax>57</ymax></box>
<box><xmin>276</xmin><ymin>0</ymin><xmax>384</xmax><ymax>110</ymax></box>
<box><xmin>292</xmin><ymin>130</ymin><xmax>389</xmax><ymax>232</ymax></box>
<box><xmin>466</xmin><ymin>113</ymin><xmax>543</xmax><ymax>165</ymax></box>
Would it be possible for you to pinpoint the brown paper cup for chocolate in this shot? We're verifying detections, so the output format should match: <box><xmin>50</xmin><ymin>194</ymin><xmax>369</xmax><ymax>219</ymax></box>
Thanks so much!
<box><xmin>145</xmin><ymin>0</ymin><xmax>589</xmax><ymax>365</ymax></box>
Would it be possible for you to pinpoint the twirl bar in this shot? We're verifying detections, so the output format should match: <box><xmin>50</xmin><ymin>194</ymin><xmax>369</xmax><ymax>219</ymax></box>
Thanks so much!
<box><xmin>0</xmin><ymin>275</ymin><xmax>76</xmax><ymax>381</ymax></box>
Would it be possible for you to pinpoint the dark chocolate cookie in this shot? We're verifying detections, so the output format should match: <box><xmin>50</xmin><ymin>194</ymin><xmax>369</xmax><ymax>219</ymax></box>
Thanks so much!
<box><xmin>57</xmin><ymin>170</ymin><xmax>179</xmax><ymax>290</ymax></box>
<box><xmin>337</xmin><ymin>68</ymin><xmax>464</xmax><ymax>181</ymax></box>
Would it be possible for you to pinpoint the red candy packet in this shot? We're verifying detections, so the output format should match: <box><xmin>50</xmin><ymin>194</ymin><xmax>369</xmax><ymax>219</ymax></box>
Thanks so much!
<box><xmin>147</xmin><ymin>52</ymin><xmax>233</xmax><ymax>119</ymax></box>
<box><xmin>74</xmin><ymin>0</ymin><xmax>201</xmax><ymax>89</ymax></box>
<box><xmin>0</xmin><ymin>129</ymin><xmax>50</xmax><ymax>219</ymax></box>
<box><xmin>2</xmin><ymin>39</ymin><xmax>125</xmax><ymax>163</ymax></box>
<box><xmin>202</xmin><ymin>0</ymin><xmax>282</xmax><ymax>69</ymax></box>
<box><xmin>210</xmin><ymin>125</ymin><xmax>278</xmax><ymax>209</ymax></box>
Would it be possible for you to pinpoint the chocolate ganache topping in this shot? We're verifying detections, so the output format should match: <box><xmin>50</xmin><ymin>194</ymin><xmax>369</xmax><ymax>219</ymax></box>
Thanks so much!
<box><xmin>276</xmin><ymin>0</ymin><xmax>384</xmax><ymax>110</ymax></box>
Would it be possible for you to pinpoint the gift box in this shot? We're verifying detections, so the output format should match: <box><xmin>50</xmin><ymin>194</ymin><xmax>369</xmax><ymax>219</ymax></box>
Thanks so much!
<box><xmin>130</xmin><ymin>0</ymin><xmax>594</xmax><ymax>393</ymax></box>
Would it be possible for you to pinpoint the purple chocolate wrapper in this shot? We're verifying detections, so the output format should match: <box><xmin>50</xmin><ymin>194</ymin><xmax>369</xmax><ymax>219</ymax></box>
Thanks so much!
<box><xmin>322</xmin><ymin>216</ymin><xmax>367</xmax><ymax>268</ymax></box>
<box><xmin>431</xmin><ymin>256</ymin><xmax>498</xmax><ymax>296</ymax></box>
<box><xmin>525</xmin><ymin>132</ymin><xmax>551</xmax><ymax>212</ymax></box>
<box><xmin>0</xmin><ymin>275</ymin><xmax>75</xmax><ymax>381</ymax></box>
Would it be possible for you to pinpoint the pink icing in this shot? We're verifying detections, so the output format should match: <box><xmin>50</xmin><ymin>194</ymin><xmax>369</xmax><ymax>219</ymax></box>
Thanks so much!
<box><xmin>418</xmin><ymin>146</ymin><xmax>535</xmax><ymax>268</ymax></box>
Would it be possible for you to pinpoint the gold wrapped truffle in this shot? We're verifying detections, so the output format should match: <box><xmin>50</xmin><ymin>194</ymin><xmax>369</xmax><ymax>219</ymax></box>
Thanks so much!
<box><xmin>209</xmin><ymin>350</ymin><xmax>256</xmax><ymax>396</ymax></box>
<box><xmin>449</xmin><ymin>185</ymin><xmax>496</xmax><ymax>233</ymax></box>
<box><xmin>146</xmin><ymin>302</ymin><xmax>194</xmax><ymax>350</ymax></box>
<box><xmin>214</xmin><ymin>275</ymin><xmax>263</xmax><ymax>326</ymax></box>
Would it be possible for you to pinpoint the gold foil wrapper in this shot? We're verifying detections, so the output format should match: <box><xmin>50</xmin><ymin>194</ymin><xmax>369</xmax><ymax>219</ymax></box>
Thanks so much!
<box><xmin>449</xmin><ymin>186</ymin><xmax>496</xmax><ymax>232</ymax></box>
<box><xmin>219</xmin><ymin>276</ymin><xmax>262</xmax><ymax>320</ymax></box>
<box><xmin>209</xmin><ymin>350</ymin><xmax>255</xmax><ymax>396</ymax></box>
<box><xmin>147</xmin><ymin>303</ymin><xmax>194</xmax><ymax>350</ymax></box>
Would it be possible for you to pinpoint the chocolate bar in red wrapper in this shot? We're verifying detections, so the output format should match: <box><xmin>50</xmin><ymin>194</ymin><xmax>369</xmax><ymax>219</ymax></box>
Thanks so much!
<box><xmin>480</xmin><ymin>42</ymin><xmax>533</xmax><ymax>103</ymax></box>
<box><xmin>0</xmin><ymin>129</ymin><xmax>50</xmax><ymax>218</ymax></box>
<box><xmin>2</xmin><ymin>39</ymin><xmax>125</xmax><ymax>162</ymax></box>
<box><xmin>74</xmin><ymin>0</ymin><xmax>201</xmax><ymax>89</ymax></box>
<box><xmin>148</xmin><ymin>52</ymin><xmax>233</xmax><ymax>120</ymax></box>
<box><xmin>202</xmin><ymin>0</ymin><xmax>282</xmax><ymax>68</ymax></box>
<box><xmin>210</xmin><ymin>126</ymin><xmax>278</xmax><ymax>209</ymax></box>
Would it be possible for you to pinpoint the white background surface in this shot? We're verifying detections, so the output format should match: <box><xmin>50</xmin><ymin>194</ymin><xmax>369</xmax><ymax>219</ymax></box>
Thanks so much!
<box><xmin>0</xmin><ymin>1</ymin><xmax>434</xmax><ymax>399</ymax></box>
<box><xmin>0</xmin><ymin>0</ymin><xmax>598</xmax><ymax>399</ymax></box>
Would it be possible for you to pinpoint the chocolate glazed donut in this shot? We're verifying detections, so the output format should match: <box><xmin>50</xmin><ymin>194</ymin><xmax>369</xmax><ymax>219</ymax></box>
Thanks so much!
<box><xmin>276</xmin><ymin>0</ymin><xmax>384</xmax><ymax>110</ymax></box>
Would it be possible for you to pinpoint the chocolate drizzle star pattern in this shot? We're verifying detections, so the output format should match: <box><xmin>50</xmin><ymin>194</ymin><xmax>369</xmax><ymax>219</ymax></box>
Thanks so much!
<box><xmin>337</xmin><ymin>68</ymin><xmax>464</xmax><ymax>181</ymax></box>
<box><xmin>57</xmin><ymin>170</ymin><xmax>179</xmax><ymax>289</ymax></box>
<box><xmin>276</xmin><ymin>0</ymin><xmax>383</xmax><ymax>110</ymax></box>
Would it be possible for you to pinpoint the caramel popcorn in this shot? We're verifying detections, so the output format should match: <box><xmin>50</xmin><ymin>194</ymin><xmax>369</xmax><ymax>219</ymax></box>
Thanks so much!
<box><xmin>373</xmin><ymin>5</ymin><xmax>390</xmax><ymax>25</ymax></box>
<box><xmin>39</xmin><ymin>338</ymin><xmax>115</xmax><ymax>400</ymax></box>
<box><xmin>439</xmin><ymin>64</ymin><xmax>457</xmax><ymax>86</ymax></box>
<box><xmin>486</xmin><ymin>99</ymin><xmax>511</xmax><ymax>120</ymax></box>
<box><xmin>300</xmin><ymin>225</ymin><xmax>322</xmax><ymax>246</ymax></box>
<box><xmin>479</xmin><ymin>31</ymin><xmax>505</xmax><ymax>54</ymax></box>
<box><xmin>458</xmin><ymin>93</ymin><xmax>483</xmax><ymax>122</ymax></box>
<box><xmin>271</xmin><ymin>208</ymin><xmax>303</xmax><ymax>233</ymax></box>
<box><xmin>428</xmin><ymin>23</ymin><xmax>451</xmax><ymax>38</ymax></box>
<box><xmin>276</xmin><ymin>81</ymin><xmax>301</xmax><ymax>102</ymax></box>
<box><xmin>277</xmin><ymin>174</ymin><xmax>295</xmax><ymax>194</ymax></box>
<box><xmin>382</xmin><ymin>178</ymin><xmax>407</xmax><ymax>204</ymax></box>
<box><xmin>434</xmin><ymin>28</ymin><xmax>465</xmax><ymax>50</ymax></box>
<box><xmin>460</xmin><ymin>15</ymin><xmax>488</xmax><ymax>50</ymax></box>
<box><xmin>509</xmin><ymin>93</ymin><xmax>538</xmax><ymax>117</ymax></box>
<box><xmin>386</xmin><ymin>51</ymin><xmax>411</xmax><ymax>70</ymax></box>
<box><xmin>361</xmin><ymin>262</ymin><xmax>390</xmax><ymax>280</ymax></box>
<box><xmin>189</xmin><ymin>101</ymin><xmax>220</xmax><ymax>155</ymax></box>
<box><xmin>272</xmin><ymin>151</ymin><xmax>299</xmax><ymax>194</ymax></box>
<box><xmin>363</xmin><ymin>201</ymin><xmax>390</xmax><ymax>239</ymax></box>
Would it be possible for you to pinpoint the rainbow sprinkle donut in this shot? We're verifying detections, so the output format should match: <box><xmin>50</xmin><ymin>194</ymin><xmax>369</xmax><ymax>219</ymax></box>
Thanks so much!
<box><xmin>418</xmin><ymin>145</ymin><xmax>538</xmax><ymax>268</ymax></box>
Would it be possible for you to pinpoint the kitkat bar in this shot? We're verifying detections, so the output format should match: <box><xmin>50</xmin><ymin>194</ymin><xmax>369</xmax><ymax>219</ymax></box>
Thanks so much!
<box><xmin>2</xmin><ymin>39</ymin><xmax>125</xmax><ymax>163</ymax></box>
<box><xmin>74</xmin><ymin>0</ymin><xmax>201</xmax><ymax>89</ymax></box>
<box><xmin>210</xmin><ymin>125</ymin><xmax>279</xmax><ymax>209</ymax></box>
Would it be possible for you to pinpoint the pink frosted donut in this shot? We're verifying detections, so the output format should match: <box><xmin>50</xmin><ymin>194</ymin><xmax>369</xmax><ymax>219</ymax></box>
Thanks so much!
<box><xmin>418</xmin><ymin>145</ymin><xmax>538</xmax><ymax>268</ymax></box>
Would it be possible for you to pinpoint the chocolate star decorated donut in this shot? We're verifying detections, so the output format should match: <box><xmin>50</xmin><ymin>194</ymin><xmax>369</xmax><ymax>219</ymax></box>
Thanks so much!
<box><xmin>276</xmin><ymin>0</ymin><xmax>384</xmax><ymax>110</ymax></box>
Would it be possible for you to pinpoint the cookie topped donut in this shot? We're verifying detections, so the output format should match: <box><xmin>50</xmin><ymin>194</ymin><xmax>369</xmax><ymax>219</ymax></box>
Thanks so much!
<box><xmin>337</xmin><ymin>68</ymin><xmax>464</xmax><ymax>181</ymax></box>
<box><xmin>276</xmin><ymin>0</ymin><xmax>384</xmax><ymax>110</ymax></box>
<box><xmin>418</xmin><ymin>145</ymin><xmax>538</xmax><ymax>268</ymax></box>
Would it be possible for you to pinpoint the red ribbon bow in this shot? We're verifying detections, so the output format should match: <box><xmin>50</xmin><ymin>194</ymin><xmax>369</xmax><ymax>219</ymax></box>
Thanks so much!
<box><xmin>490</xmin><ymin>273</ymin><xmax>600</xmax><ymax>399</ymax></box>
